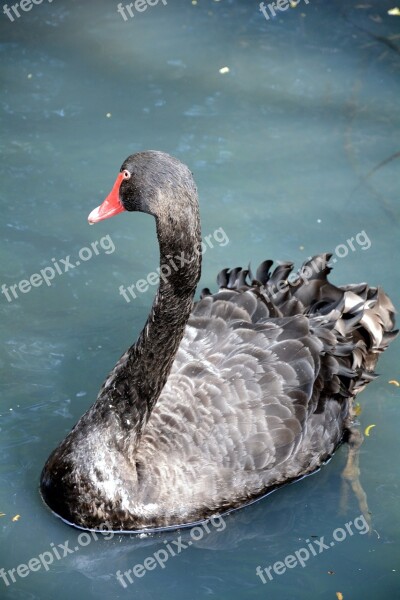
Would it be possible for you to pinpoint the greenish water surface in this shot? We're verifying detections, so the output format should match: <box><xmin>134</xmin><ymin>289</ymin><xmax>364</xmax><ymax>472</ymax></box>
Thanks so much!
<box><xmin>0</xmin><ymin>1</ymin><xmax>399</xmax><ymax>599</ymax></box>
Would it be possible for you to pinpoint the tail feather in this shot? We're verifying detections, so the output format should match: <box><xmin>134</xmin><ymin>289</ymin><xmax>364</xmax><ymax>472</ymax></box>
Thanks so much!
<box><xmin>215</xmin><ymin>253</ymin><xmax>397</xmax><ymax>398</ymax></box>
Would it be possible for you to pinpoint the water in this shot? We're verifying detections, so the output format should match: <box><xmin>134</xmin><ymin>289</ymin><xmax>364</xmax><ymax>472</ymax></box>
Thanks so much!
<box><xmin>1</xmin><ymin>0</ymin><xmax>399</xmax><ymax>598</ymax></box>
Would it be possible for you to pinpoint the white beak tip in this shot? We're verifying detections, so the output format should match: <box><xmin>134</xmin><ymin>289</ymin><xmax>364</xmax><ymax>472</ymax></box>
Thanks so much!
<box><xmin>88</xmin><ymin>205</ymin><xmax>101</xmax><ymax>224</ymax></box>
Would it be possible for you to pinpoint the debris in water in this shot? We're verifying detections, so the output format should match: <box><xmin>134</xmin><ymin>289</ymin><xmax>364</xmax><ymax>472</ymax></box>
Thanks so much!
<box><xmin>364</xmin><ymin>424</ymin><xmax>376</xmax><ymax>437</ymax></box>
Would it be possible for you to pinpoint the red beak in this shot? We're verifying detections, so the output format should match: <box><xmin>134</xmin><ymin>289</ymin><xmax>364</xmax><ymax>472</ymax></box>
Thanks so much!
<box><xmin>88</xmin><ymin>172</ymin><xmax>126</xmax><ymax>224</ymax></box>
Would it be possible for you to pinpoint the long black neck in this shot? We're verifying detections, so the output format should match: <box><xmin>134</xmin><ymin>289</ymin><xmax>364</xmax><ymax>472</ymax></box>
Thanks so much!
<box><xmin>97</xmin><ymin>206</ymin><xmax>202</xmax><ymax>438</ymax></box>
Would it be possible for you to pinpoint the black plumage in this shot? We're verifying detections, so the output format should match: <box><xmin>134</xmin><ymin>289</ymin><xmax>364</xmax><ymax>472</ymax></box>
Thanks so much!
<box><xmin>40</xmin><ymin>151</ymin><xmax>397</xmax><ymax>532</ymax></box>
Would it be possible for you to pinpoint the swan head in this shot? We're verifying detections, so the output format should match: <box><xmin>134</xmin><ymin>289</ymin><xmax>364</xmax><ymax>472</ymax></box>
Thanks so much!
<box><xmin>88</xmin><ymin>150</ymin><xmax>198</xmax><ymax>227</ymax></box>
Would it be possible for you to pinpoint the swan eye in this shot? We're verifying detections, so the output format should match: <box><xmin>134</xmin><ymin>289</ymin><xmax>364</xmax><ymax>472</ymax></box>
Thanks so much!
<box><xmin>122</xmin><ymin>169</ymin><xmax>131</xmax><ymax>180</ymax></box>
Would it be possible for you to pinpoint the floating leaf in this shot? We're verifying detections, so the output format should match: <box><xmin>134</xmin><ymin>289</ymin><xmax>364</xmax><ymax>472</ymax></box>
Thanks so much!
<box><xmin>336</xmin><ymin>593</ymin><xmax>344</xmax><ymax>600</ymax></box>
<box><xmin>219</xmin><ymin>66</ymin><xmax>230</xmax><ymax>74</ymax></box>
<box><xmin>388</xmin><ymin>7</ymin><xmax>400</xmax><ymax>15</ymax></box>
<box><xmin>388</xmin><ymin>379</ymin><xmax>400</xmax><ymax>387</ymax></box>
<box><xmin>12</xmin><ymin>515</ymin><xmax>20</xmax><ymax>522</ymax></box>
<box><xmin>0</xmin><ymin>513</ymin><xmax>5</xmax><ymax>517</ymax></box>
<box><xmin>364</xmin><ymin>424</ymin><xmax>376</xmax><ymax>437</ymax></box>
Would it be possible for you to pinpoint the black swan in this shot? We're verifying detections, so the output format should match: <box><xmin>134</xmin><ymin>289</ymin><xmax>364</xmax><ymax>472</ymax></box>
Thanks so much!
<box><xmin>40</xmin><ymin>151</ymin><xmax>397</xmax><ymax>532</ymax></box>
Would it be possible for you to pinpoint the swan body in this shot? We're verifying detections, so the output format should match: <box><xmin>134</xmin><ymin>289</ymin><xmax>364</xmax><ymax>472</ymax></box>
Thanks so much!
<box><xmin>40</xmin><ymin>151</ymin><xmax>397</xmax><ymax>531</ymax></box>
